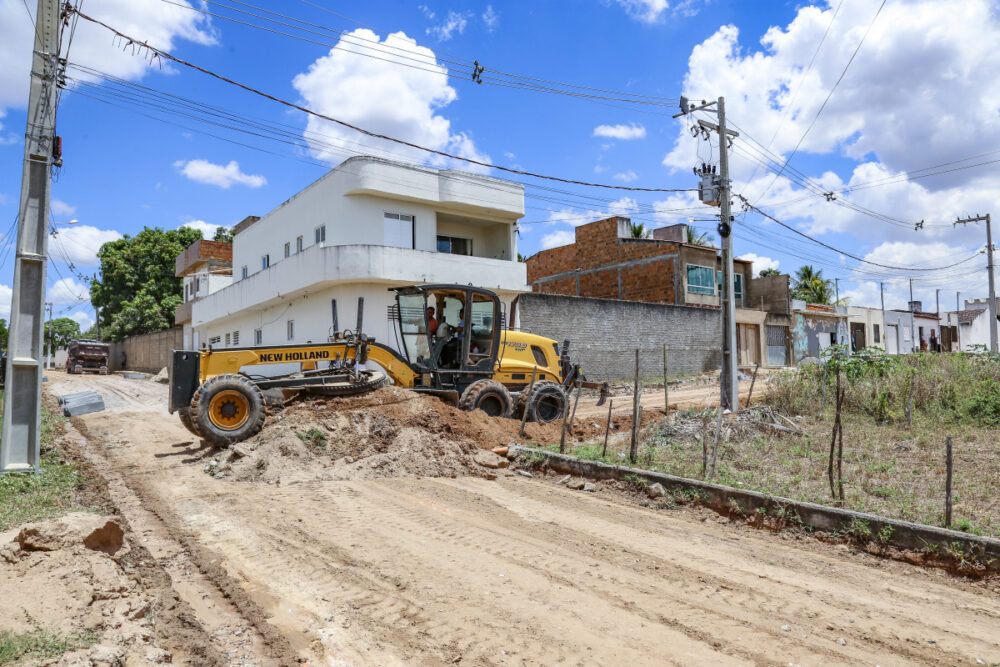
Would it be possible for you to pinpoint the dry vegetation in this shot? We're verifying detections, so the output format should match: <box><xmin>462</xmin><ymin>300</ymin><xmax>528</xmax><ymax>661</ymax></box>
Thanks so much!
<box><xmin>550</xmin><ymin>348</ymin><xmax>1000</xmax><ymax>537</ymax></box>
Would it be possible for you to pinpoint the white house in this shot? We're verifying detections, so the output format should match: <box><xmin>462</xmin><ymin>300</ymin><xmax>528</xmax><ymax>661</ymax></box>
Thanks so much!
<box><xmin>185</xmin><ymin>156</ymin><xmax>527</xmax><ymax>356</ymax></box>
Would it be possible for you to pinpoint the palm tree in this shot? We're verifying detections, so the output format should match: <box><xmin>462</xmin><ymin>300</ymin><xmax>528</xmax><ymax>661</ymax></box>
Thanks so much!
<box><xmin>686</xmin><ymin>226</ymin><xmax>711</xmax><ymax>246</ymax></box>
<box><xmin>629</xmin><ymin>222</ymin><xmax>650</xmax><ymax>239</ymax></box>
<box><xmin>792</xmin><ymin>265</ymin><xmax>834</xmax><ymax>305</ymax></box>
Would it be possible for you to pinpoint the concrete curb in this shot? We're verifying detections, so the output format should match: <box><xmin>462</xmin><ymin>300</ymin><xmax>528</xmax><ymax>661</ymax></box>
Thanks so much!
<box><xmin>511</xmin><ymin>445</ymin><xmax>1000</xmax><ymax>570</ymax></box>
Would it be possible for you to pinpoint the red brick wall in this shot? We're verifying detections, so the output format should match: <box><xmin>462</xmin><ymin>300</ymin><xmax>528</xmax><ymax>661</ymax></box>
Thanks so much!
<box><xmin>526</xmin><ymin>217</ymin><xmax>683</xmax><ymax>304</ymax></box>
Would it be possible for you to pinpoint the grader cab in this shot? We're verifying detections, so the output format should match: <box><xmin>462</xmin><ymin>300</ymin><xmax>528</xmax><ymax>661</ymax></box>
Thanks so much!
<box><xmin>169</xmin><ymin>284</ymin><xmax>607</xmax><ymax>445</ymax></box>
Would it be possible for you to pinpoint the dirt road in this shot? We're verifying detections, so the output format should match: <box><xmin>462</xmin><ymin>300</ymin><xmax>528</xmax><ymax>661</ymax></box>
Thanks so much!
<box><xmin>48</xmin><ymin>371</ymin><xmax>1000</xmax><ymax>665</ymax></box>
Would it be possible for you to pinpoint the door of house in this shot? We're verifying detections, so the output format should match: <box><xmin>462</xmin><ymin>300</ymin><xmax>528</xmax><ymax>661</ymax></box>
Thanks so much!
<box><xmin>766</xmin><ymin>325</ymin><xmax>788</xmax><ymax>366</ymax></box>
<box><xmin>736</xmin><ymin>323</ymin><xmax>761</xmax><ymax>367</ymax></box>
<box><xmin>850</xmin><ymin>322</ymin><xmax>866</xmax><ymax>351</ymax></box>
<box><xmin>886</xmin><ymin>324</ymin><xmax>898</xmax><ymax>354</ymax></box>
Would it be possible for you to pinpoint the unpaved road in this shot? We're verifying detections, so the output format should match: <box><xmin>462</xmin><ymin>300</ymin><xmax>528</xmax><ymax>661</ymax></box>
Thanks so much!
<box><xmin>48</xmin><ymin>371</ymin><xmax>1000</xmax><ymax>665</ymax></box>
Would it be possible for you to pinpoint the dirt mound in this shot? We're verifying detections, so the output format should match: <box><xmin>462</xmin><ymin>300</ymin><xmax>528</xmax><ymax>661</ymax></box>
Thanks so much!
<box><xmin>210</xmin><ymin>386</ymin><xmax>569</xmax><ymax>484</ymax></box>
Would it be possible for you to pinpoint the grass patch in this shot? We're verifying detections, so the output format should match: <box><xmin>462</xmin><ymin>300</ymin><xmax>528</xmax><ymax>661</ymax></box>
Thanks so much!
<box><xmin>0</xmin><ymin>613</ymin><xmax>99</xmax><ymax>665</ymax></box>
<box><xmin>296</xmin><ymin>428</ymin><xmax>328</xmax><ymax>450</ymax></box>
<box><xmin>0</xmin><ymin>401</ymin><xmax>85</xmax><ymax>531</ymax></box>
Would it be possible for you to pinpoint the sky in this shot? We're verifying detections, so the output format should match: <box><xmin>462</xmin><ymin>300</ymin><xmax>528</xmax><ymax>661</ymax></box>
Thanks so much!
<box><xmin>2</xmin><ymin>0</ymin><xmax>1000</xmax><ymax>330</ymax></box>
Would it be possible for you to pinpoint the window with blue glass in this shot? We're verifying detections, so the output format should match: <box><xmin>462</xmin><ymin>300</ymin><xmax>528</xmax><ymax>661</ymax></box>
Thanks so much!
<box><xmin>686</xmin><ymin>265</ymin><xmax>715</xmax><ymax>295</ymax></box>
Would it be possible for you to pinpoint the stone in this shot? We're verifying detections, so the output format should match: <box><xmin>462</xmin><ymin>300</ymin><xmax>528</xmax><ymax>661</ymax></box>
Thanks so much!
<box><xmin>230</xmin><ymin>445</ymin><xmax>251</xmax><ymax>459</ymax></box>
<box><xmin>474</xmin><ymin>450</ymin><xmax>508</xmax><ymax>469</ymax></box>
<box><xmin>781</xmin><ymin>625</ymin><xmax>791</xmax><ymax>632</ymax></box>
<box><xmin>152</xmin><ymin>367</ymin><xmax>169</xmax><ymax>383</ymax></box>
<box><xmin>16</xmin><ymin>513</ymin><xmax>124</xmax><ymax>555</ymax></box>
<box><xmin>556</xmin><ymin>474</ymin><xmax>571</xmax><ymax>485</ymax></box>
<box><xmin>836</xmin><ymin>638</ymin><xmax>846</xmax><ymax>646</ymax></box>
<box><xmin>647</xmin><ymin>483</ymin><xmax>667</xmax><ymax>498</ymax></box>
<box><xmin>567</xmin><ymin>478</ymin><xmax>586</xmax><ymax>490</ymax></box>
<box><xmin>516</xmin><ymin>470</ymin><xmax>533</xmax><ymax>477</ymax></box>
<box><xmin>583</xmin><ymin>482</ymin><xmax>597</xmax><ymax>493</ymax></box>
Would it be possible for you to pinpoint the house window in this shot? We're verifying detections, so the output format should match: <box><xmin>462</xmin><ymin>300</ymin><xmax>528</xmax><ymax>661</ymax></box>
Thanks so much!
<box><xmin>261</xmin><ymin>254</ymin><xmax>270</xmax><ymax>270</ymax></box>
<box><xmin>686</xmin><ymin>265</ymin><xmax>715</xmax><ymax>295</ymax></box>
<box><xmin>287</xmin><ymin>319</ymin><xmax>294</xmax><ymax>341</ymax></box>
<box><xmin>437</xmin><ymin>235</ymin><xmax>472</xmax><ymax>256</ymax></box>
<box><xmin>284</xmin><ymin>242</ymin><xmax>291</xmax><ymax>258</ymax></box>
<box><xmin>232</xmin><ymin>331</ymin><xmax>239</xmax><ymax>346</ymax></box>
<box><xmin>314</xmin><ymin>225</ymin><xmax>326</xmax><ymax>244</ymax></box>
<box><xmin>873</xmin><ymin>324</ymin><xmax>880</xmax><ymax>343</ymax></box>
<box><xmin>296</xmin><ymin>235</ymin><xmax>303</xmax><ymax>253</ymax></box>
<box><xmin>254</xmin><ymin>328</ymin><xmax>262</xmax><ymax>345</ymax></box>
<box><xmin>716</xmin><ymin>270</ymin><xmax>744</xmax><ymax>300</ymax></box>
<box><xmin>208</xmin><ymin>335</ymin><xmax>221</xmax><ymax>346</ymax></box>
<box><xmin>241</xmin><ymin>265</ymin><xmax>248</xmax><ymax>279</ymax></box>
<box><xmin>225</xmin><ymin>332</ymin><xmax>231</xmax><ymax>346</ymax></box>
<box><xmin>384</xmin><ymin>212</ymin><xmax>414</xmax><ymax>249</ymax></box>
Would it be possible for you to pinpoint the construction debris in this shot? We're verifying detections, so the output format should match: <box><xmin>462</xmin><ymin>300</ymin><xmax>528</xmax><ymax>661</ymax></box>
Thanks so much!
<box><xmin>59</xmin><ymin>390</ymin><xmax>105</xmax><ymax>417</ymax></box>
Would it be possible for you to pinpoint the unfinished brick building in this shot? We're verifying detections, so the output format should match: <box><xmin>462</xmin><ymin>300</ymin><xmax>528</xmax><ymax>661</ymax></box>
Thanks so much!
<box><xmin>526</xmin><ymin>217</ymin><xmax>752</xmax><ymax>308</ymax></box>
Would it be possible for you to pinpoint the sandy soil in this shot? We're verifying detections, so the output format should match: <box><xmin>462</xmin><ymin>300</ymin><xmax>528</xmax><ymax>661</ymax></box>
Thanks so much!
<box><xmin>45</xmin><ymin>370</ymin><xmax>1000</xmax><ymax>665</ymax></box>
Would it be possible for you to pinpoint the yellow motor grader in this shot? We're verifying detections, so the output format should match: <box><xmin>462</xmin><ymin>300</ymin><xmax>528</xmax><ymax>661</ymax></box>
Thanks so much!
<box><xmin>169</xmin><ymin>284</ymin><xmax>607</xmax><ymax>445</ymax></box>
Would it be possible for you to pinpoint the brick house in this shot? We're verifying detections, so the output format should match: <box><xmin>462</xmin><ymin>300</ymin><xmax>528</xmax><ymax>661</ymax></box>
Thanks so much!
<box><xmin>524</xmin><ymin>217</ymin><xmax>793</xmax><ymax>368</ymax></box>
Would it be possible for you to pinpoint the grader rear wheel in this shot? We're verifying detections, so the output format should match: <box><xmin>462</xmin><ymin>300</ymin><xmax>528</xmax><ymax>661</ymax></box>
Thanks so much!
<box><xmin>518</xmin><ymin>381</ymin><xmax>567</xmax><ymax>424</ymax></box>
<box><xmin>189</xmin><ymin>374</ymin><xmax>265</xmax><ymax>446</ymax></box>
<box><xmin>459</xmin><ymin>379</ymin><xmax>514</xmax><ymax>418</ymax></box>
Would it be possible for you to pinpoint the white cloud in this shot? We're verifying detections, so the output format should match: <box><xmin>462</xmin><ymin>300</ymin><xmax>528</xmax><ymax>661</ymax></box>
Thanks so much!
<box><xmin>50</xmin><ymin>224</ymin><xmax>123</xmax><ymax>267</ymax></box>
<box><xmin>48</xmin><ymin>277</ymin><xmax>90</xmax><ymax>305</ymax></box>
<box><xmin>292</xmin><ymin>28</ymin><xmax>489</xmax><ymax>172</ymax></box>
<box><xmin>180</xmin><ymin>220</ymin><xmax>222</xmax><ymax>238</ymax></box>
<box><xmin>593</xmin><ymin>123</ymin><xmax>646</xmax><ymax>140</ymax></box>
<box><xmin>426</xmin><ymin>10</ymin><xmax>469</xmax><ymax>41</ymax></box>
<box><xmin>615</xmin><ymin>0</ymin><xmax>669</xmax><ymax>23</ymax></box>
<box><xmin>0</xmin><ymin>283</ymin><xmax>11</xmax><ymax>318</ymax></box>
<box><xmin>174</xmin><ymin>159</ymin><xmax>266</xmax><ymax>189</ymax></box>
<box><xmin>68</xmin><ymin>310</ymin><xmax>95</xmax><ymax>330</ymax></box>
<box><xmin>608</xmin><ymin>197</ymin><xmax>639</xmax><ymax>216</ymax></box>
<box><xmin>51</xmin><ymin>199</ymin><xmax>76</xmax><ymax>217</ymax></box>
<box><xmin>482</xmin><ymin>5</ymin><xmax>499</xmax><ymax>32</ymax></box>
<box><xmin>0</xmin><ymin>0</ymin><xmax>216</xmax><ymax>114</ymax></box>
<box><xmin>737</xmin><ymin>253</ymin><xmax>780</xmax><ymax>276</ymax></box>
<box><xmin>540</xmin><ymin>230</ymin><xmax>575</xmax><ymax>250</ymax></box>
<box><xmin>613</xmin><ymin>170</ymin><xmax>638</xmax><ymax>183</ymax></box>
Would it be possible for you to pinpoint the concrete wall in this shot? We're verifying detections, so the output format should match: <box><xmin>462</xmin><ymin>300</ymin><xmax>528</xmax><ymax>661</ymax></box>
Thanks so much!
<box><xmin>847</xmin><ymin>306</ymin><xmax>885</xmax><ymax>350</ymax></box>
<box><xmin>108</xmin><ymin>327</ymin><xmax>184</xmax><ymax>374</ymax></box>
<box><xmin>517</xmin><ymin>293</ymin><xmax>721</xmax><ymax>382</ymax></box>
<box><xmin>747</xmin><ymin>274</ymin><xmax>791</xmax><ymax>314</ymax></box>
<box><xmin>883</xmin><ymin>310</ymin><xmax>915</xmax><ymax>354</ymax></box>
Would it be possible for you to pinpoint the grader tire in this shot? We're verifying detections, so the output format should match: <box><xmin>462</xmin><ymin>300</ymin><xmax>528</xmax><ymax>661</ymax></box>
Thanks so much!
<box><xmin>459</xmin><ymin>379</ymin><xmax>514</xmax><ymax>418</ymax></box>
<box><xmin>189</xmin><ymin>374</ymin><xmax>265</xmax><ymax>446</ymax></box>
<box><xmin>177</xmin><ymin>405</ymin><xmax>203</xmax><ymax>438</ymax></box>
<box><xmin>519</xmin><ymin>380</ymin><xmax>567</xmax><ymax>424</ymax></box>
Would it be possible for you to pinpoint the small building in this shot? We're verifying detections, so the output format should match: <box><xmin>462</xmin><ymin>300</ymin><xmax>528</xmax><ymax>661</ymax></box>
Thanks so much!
<box><xmin>883</xmin><ymin>301</ymin><xmax>940</xmax><ymax>353</ymax></box>
<box><xmin>847</xmin><ymin>306</ymin><xmax>885</xmax><ymax>351</ymax></box>
<box><xmin>942</xmin><ymin>308</ymin><xmax>980</xmax><ymax>351</ymax></box>
<box><xmin>791</xmin><ymin>300</ymin><xmax>847</xmax><ymax>362</ymax></box>
<box><xmin>174</xmin><ymin>238</ymin><xmax>233</xmax><ymax>347</ymax></box>
<box><xmin>186</xmin><ymin>156</ymin><xmax>526</xmax><ymax>355</ymax></box>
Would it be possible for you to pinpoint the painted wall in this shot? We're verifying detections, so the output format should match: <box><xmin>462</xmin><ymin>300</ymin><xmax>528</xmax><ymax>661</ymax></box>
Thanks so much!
<box><xmin>847</xmin><ymin>306</ymin><xmax>886</xmax><ymax>349</ymax></box>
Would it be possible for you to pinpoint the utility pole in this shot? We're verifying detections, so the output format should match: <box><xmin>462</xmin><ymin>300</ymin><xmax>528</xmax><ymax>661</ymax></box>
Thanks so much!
<box><xmin>45</xmin><ymin>302</ymin><xmax>52</xmax><ymax>370</ymax></box>
<box><xmin>880</xmin><ymin>281</ymin><xmax>885</xmax><ymax>347</ymax></box>
<box><xmin>835</xmin><ymin>277</ymin><xmax>843</xmax><ymax>346</ymax></box>
<box><xmin>909</xmin><ymin>278</ymin><xmax>917</xmax><ymax>353</ymax></box>
<box><xmin>956</xmin><ymin>291</ymin><xmax>961</xmax><ymax>351</ymax></box>
<box><xmin>936</xmin><ymin>288</ymin><xmax>940</xmax><ymax>317</ymax></box>
<box><xmin>1</xmin><ymin>0</ymin><xmax>61</xmax><ymax>474</ymax></box>
<box><xmin>675</xmin><ymin>95</ymin><xmax>738</xmax><ymax>409</ymax></box>
<box><xmin>955</xmin><ymin>213</ymin><xmax>997</xmax><ymax>352</ymax></box>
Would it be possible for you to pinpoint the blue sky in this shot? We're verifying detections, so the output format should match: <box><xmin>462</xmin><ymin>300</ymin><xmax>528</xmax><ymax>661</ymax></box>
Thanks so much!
<box><xmin>2</xmin><ymin>0</ymin><xmax>1000</xmax><ymax>329</ymax></box>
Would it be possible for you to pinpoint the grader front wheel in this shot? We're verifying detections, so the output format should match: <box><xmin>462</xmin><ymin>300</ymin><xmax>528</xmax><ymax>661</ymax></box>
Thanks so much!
<box><xmin>189</xmin><ymin>374</ymin><xmax>265</xmax><ymax>446</ymax></box>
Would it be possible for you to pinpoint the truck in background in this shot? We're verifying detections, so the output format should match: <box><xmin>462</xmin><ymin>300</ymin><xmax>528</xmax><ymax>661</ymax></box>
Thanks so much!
<box><xmin>66</xmin><ymin>339</ymin><xmax>110</xmax><ymax>375</ymax></box>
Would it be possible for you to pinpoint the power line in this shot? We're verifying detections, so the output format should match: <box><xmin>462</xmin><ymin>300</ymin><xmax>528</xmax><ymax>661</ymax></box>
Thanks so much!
<box><xmin>69</xmin><ymin>8</ymin><xmax>693</xmax><ymax>193</ymax></box>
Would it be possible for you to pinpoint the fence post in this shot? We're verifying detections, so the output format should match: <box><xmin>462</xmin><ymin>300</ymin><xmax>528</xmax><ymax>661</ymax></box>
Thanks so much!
<box><xmin>629</xmin><ymin>349</ymin><xmax>640</xmax><ymax>463</ymax></box>
<box><xmin>945</xmin><ymin>436</ymin><xmax>953</xmax><ymax>528</ymax></box>
<box><xmin>602</xmin><ymin>399</ymin><xmax>613</xmax><ymax>457</ymax></box>
<box><xmin>519</xmin><ymin>366</ymin><xmax>537</xmax><ymax>438</ymax></box>
<box><xmin>662</xmin><ymin>343</ymin><xmax>669</xmax><ymax>418</ymax></box>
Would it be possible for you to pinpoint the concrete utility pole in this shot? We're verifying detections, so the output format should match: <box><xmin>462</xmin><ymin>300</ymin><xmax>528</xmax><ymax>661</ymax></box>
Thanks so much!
<box><xmin>956</xmin><ymin>291</ymin><xmax>961</xmax><ymax>351</ymax></box>
<box><xmin>45</xmin><ymin>302</ymin><xmax>52</xmax><ymax>370</ymax></box>
<box><xmin>880</xmin><ymin>281</ymin><xmax>885</xmax><ymax>346</ymax></box>
<box><xmin>936</xmin><ymin>288</ymin><xmax>940</xmax><ymax>317</ymax></box>
<box><xmin>1</xmin><ymin>0</ymin><xmax>61</xmax><ymax>474</ymax></box>
<box><xmin>674</xmin><ymin>94</ymin><xmax>738</xmax><ymax>409</ymax></box>
<box><xmin>834</xmin><ymin>278</ymin><xmax>842</xmax><ymax>346</ymax></box>
<box><xmin>955</xmin><ymin>213</ymin><xmax>997</xmax><ymax>352</ymax></box>
<box><xmin>909</xmin><ymin>278</ymin><xmax>917</xmax><ymax>353</ymax></box>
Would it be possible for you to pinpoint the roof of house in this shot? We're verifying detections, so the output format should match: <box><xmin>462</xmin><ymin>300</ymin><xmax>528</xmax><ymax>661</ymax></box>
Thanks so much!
<box><xmin>956</xmin><ymin>308</ymin><xmax>986</xmax><ymax>324</ymax></box>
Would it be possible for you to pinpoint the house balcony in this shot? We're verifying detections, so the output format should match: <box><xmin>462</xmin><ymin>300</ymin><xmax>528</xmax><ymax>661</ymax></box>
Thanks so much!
<box><xmin>175</xmin><ymin>299</ymin><xmax>194</xmax><ymax>325</ymax></box>
<box><xmin>190</xmin><ymin>243</ymin><xmax>528</xmax><ymax>329</ymax></box>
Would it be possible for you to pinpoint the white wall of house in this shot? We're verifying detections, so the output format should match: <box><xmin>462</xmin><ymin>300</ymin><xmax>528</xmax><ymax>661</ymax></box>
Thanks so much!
<box><xmin>190</xmin><ymin>156</ymin><xmax>527</xmax><ymax>360</ymax></box>
<box><xmin>182</xmin><ymin>271</ymin><xmax>232</xmax><ymax>302</ymax></box>
<box><xmin>847</xmin><ymin>306</ymin><xmax>885</xmax><ymax>349</ymax></box>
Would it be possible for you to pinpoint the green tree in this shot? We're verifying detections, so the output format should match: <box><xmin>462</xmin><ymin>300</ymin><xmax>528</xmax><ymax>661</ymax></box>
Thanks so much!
<box><xmin>629</xmin><ymin>222</ymin><xmax>650</xmax><ymax>239</ymax></box>
<box><xmin>686</xmin><ymin>226</ymin><xmax>711</xmax><ymax>246</ymax></box>
<box><xmin>91</xmin><ymin>226</ymin><xmax>202</xmax><ymax>341</ymax></box>
<box><xmin>43</xmin><ymin>317</ymin><xmax>81</xmax><ymax>355</ymax></box>
<box><xmin>0</xmin><ymin>318</ymin><xmax>8</xmax><ymax>351</ymax></box>
<box><xmin>213</xmin><ymin>226</ymin><xmax>234</xmax><ymax>243</ymax></box>
<box><xmin>792</xmin><ymin>264</ymin><xmax>834</xmax><ymax>305</ymax></box>
<box><xmin>758</xmin><ymin>268</ymin><xmax>781</xmax><ymax>278</ymax></box>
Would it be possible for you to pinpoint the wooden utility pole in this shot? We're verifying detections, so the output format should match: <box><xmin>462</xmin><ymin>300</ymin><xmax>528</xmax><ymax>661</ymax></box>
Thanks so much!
<box><xmin>2</xmin><ymin>0</ymin><xmax>61</xmax><ymax>473</ymax></box>
<box><xmin>955</xmin><ymin>214</ymin><xmax>997</xmax><ymax>352</ymax></box>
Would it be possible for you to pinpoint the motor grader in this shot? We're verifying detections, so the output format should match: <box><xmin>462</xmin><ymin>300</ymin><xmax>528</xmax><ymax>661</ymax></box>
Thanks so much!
<box><xmin>169</xmin><ymin>284</ymin><xmax>607</xmax><ymax>445</ymax></box>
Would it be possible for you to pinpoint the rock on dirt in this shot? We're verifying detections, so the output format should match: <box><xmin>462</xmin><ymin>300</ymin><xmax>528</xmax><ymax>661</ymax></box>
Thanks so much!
<box><xmin>583</xmin><ymin>482</ymin><xmax>597</xmax><ymax>493</ymax></box>
<box><xmin>473</xmin><ymin>450</ymin><xmax>509</xmax><ymax>469</ymax></box>
<box><xmin>567</xmin><ymin>478</ymin><xmax>586</xmax><ymax>490</ymax></box>
<box><xmin>12</xmin><ymin>513</ymin><xmax>124</xmax><ymax>555</ymax></box>
<box><xmin>151</xmin><ymin>367</ymin><xmax>169</xmax><ymax>384</ymax></box>
<box><xmin>647</xmin><ymin>482</ymin><xmax>667</xmax><ymax>498</ymax></box>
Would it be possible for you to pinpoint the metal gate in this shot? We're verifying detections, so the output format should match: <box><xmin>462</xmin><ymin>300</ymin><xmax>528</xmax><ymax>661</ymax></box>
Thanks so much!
<box><xmin>766</xmin><ymin>325</ymin><xmax>787</xmax><ymax>366</ymax></box>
